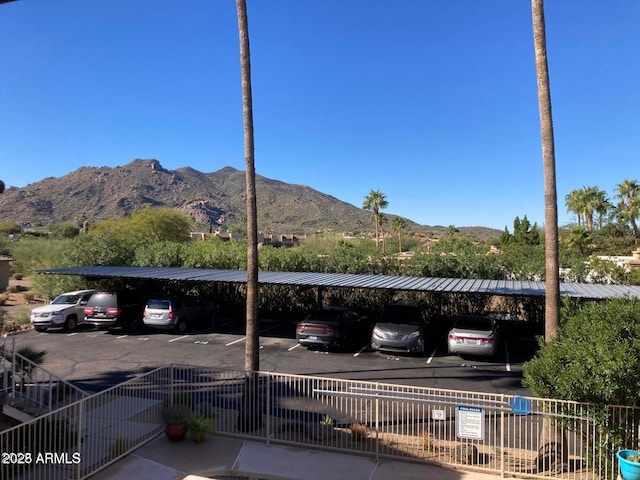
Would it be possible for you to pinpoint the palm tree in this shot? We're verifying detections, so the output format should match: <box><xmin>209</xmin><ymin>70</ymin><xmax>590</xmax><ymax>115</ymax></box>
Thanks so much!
<box><xmin>392</xmin><ymin>217</ymin><xmax>406</xmax><ymax>253</ymax></box>
<box><xmin>236</xmin><ymin>0</ymin><xmax>261</xmax><ymax>432</ymax></box>
<box><xmin>532</xmin><ymin>0</ymin><xmax>567</xmax><ymax>468</ymax></box>
<box><xmin>362</xmin><ymin>189</ymin><xmax>388</xmax><ymax>248</ymax></box>
<box><xmin>565</xmin><ymin>189</ymin><xmax>584</xmax><ymax>226</ymax></box>
<box><xmin>377</xmin><ymin>212</ymin><xmax>387</xmax><ymax>253</ymax></box>
<box><xmin>566</xmin><ymin>186</ymin><xmax>610</xmax><ymax>231</ymax></box>
<box><xmin>581</xmin><ymin>185</ymin><xmax>609</xmax><ymax>232</ymax></box>
<box><xmin>566</xmin><ymin>226</ymin><xmax>591</xmax><ymax>256</ymax></box>
<box><xmin>615</xmin><ymin>179</ymin><xmax>640</xmax><ymax>238</ymax></box>
<box><xmin>532</xmin><ymin>0</ymin><xmax>559</xmax><ymax>343</ymax></box>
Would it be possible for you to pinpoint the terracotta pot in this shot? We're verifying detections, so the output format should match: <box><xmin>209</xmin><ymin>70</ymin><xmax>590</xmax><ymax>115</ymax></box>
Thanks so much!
<box><xmin>164</xmin><ymin>423</ymin><xmax>188</xmax><ymax>442</ymax></box>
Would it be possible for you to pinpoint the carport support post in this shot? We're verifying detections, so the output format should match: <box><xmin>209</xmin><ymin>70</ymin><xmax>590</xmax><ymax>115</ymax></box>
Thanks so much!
<box><xmin>316</xmin><ymin>287</ymin><xmax>324</xmax><ymax>309</ymax></box>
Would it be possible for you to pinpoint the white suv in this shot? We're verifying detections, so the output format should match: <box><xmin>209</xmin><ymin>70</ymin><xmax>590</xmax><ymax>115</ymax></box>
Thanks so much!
<box><xmin>30</xmin><ymin>289</ymin><xmax>96</xmax><ymax>332</ymax></box>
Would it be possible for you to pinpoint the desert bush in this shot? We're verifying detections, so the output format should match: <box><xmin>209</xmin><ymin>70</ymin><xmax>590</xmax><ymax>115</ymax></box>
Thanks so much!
<box><xmin>22</xmin><ymin>291</ymin><xmax>35</xmax><ymax>303</ymax></box>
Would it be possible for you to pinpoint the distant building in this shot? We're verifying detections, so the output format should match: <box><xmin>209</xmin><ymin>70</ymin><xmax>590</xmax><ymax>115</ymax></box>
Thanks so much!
<box><xmin>0</xmin><ymin>256</ymin><xmax>11</xmax><ymax>292</ymax></box>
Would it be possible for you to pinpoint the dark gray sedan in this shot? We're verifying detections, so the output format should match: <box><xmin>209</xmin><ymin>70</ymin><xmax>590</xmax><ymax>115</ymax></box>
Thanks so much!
<box><xmin>296</xmin><ymin>307</ymin><xmax>371</xmax><ymax>351</ymax></box>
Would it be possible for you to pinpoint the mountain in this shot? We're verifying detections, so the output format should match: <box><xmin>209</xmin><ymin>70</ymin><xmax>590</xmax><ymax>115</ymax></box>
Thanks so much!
<box><xmin>0</xmin><ymin>159</ymin><xmax>499</xmax><ymax>239</ymax></box>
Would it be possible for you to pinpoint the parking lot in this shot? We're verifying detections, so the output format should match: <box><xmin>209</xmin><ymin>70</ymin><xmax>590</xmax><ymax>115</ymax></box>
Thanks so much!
<box><xmin>10</xmin><ymin>317</ymin><xmax>538</xmax><ymax>396</ymax></box>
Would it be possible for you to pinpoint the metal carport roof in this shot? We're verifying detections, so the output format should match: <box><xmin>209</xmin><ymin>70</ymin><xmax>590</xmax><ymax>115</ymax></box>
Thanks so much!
<box><xmin>35</xmin><ymin>266</ymin><xmax>640</xmax><ymax>300</ymax></box>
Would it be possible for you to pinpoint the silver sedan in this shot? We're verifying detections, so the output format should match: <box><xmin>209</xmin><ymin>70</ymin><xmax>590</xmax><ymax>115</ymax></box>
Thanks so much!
<box><xmin>447</xmin><ymin>315</ymin><xmax>499</xmax><ymax>357</ymax></box>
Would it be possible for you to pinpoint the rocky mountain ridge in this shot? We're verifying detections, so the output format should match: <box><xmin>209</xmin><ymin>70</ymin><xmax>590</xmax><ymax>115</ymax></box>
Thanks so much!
<box><xmin>0</xmin><ymin>159</ymin><xmax>500</xmax><ymax>239</ymax></box>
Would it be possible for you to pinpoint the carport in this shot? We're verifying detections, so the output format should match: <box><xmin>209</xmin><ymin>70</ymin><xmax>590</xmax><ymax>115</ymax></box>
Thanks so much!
<box><xmin>36</xmin><ymin>265</ymin><xmax>640</xmax><ymax>326</ymax></box>
<box><xmin>36</xmin><ymin>265</ymin><xmax>640</xmax><ymax>299</ymax></box>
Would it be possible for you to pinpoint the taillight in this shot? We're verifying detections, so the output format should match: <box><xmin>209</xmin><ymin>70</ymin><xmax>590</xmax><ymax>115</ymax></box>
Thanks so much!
<box><xmin>168</xmin><ymin>309</ymin><xmax>174</xmax><ymax>320</ymax></box>
<box><xmin>296</xmin><ymin>325</ymin><xmax>303</xmax><ymax>333</ymax></box>
<box><xmin>106</xmin><ymin>307</ymin><xmax>121</xmax><ymax>316</ymax></box>
<box><xmin>84</xmin><ymin>307</ymin><xmax>94</xmax><ymax>315</ymax></box>
<box><xmin>323</xmin><ymin>327</ymin><xmax>336</xmax><ymax>335</ymax></box>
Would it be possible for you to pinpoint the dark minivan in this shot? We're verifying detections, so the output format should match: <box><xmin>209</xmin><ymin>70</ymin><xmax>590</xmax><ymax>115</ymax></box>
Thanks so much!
<box><xmin>83</xmin><ymin>291</ymin><xmax>145</xmax><ymax>331</ymax></box>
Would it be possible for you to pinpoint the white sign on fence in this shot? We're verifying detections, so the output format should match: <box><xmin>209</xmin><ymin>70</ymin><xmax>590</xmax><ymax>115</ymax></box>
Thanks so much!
<box><xmin>432</xmin><ymin>409</ymin><xmax>446</xmax><ymax>421</ymax></box>
<box><xmin>456</xmin><ymin>405</ymin><xmax>484</xmax><ymax>440</ymax></box>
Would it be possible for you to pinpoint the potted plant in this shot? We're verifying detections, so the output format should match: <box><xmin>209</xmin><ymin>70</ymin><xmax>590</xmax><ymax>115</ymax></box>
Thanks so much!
<box><xmin>617</xmin><ymin>450</ymin><xmax>640</xmax><ymax>480</ymax></box>
<box><xmin>349</xmin><ymin>422</ymin><xmax>368</xmax><ymax>441</ymax></box>
<box><xmin>186</xmin><ymin>415</ymin><xmax>213</xmax><ymax>442</ymax></box>
<box><xmin>161</xmin><ymin>403</ymin><xmax>192</xmax><ymax>442</ymax></box>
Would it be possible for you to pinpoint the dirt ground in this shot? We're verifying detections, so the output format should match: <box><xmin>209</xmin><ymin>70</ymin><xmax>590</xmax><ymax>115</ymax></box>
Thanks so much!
<box><xmin>2</xmin><ymin>276</ymin><xmax>44</xmax><ymax>316</ymax></box>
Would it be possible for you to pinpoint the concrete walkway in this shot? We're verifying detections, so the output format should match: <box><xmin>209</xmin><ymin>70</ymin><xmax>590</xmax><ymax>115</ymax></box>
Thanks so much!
<box><xmin>91</xmin><ymin>434</ymin><xmax>508</xmax><ymax>480</ymax></box>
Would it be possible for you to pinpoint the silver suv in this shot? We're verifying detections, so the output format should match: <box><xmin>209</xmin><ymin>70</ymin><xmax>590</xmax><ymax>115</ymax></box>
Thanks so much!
<box><xmin>30</xmin><ymin>289</ymin><xmax>96</xmax><ymax>332</ymax></box>
<box><xmin>143</xmin><ymin>297</ymin><xmax>215</xmax><ymax>333</ymax></box>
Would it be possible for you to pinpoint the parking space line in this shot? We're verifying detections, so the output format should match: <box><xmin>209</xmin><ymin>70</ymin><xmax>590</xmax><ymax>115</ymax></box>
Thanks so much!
<box><xmin>287</xmin><ymin>343</ymin><xmax>301</xmax><ymax>351</ymax></box>
<box><xmin>67</xmin><ymin>332</ymin><xmax>79</xmax><ymax>336</ymax></box>
<box><xmin>354</xmin><ymin>345</ymin><xmax>369</xmax><ymax>357</ymax></box>
<box><xmin>169</xmin><ymin>335</ymin><xmax>188</xmax><ymax>343</ymax></box>
<box><xmin>226</xmin><ymin>337</ymin><xmax>246</xmax><ymax>346</ymax></box>
<box><xmin>426</xmin><ymin>345</ymin><xmax>439</xmax><ymax>364</ymax></box>
<box><xmin>116</xmin><ymin>335</ymin><xmax>127</xmax><ymax>339</ymax></box>
<box><xmin>505</xmin><ymin>340</ymin><xmax>511</xmax><ymax>372</ymax></box>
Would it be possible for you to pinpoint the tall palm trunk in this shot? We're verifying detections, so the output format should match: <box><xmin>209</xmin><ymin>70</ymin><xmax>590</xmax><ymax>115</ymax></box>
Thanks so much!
<box><xmin>532</xmin><ymin>0</ymin><xmax>559</xmax><ymax>342</ymax></box>
<box><xmin>236</xmin><ymin>0</ymin><xmax>261</xmax><ymax>432</ymax></box>
<box><xmin>532</xmin><ymin>0</ymin><xmax>566</xmax><ymax>474</ymax></box>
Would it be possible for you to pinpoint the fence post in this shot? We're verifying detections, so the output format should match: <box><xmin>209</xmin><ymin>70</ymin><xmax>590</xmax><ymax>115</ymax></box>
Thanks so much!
<box><xmin>266</xmin><ymin>372</ymin><xmax>271</xmax><ymax>445</ymax></box>
<box><xmin>169</xmin><ymin>364</ymin><xmax>175</xmax><ymax>403</ymax></box>
<box><xmin>76</xmin><ymin>399</ymin><xmax>84</xmax><ymax>480</ymax></box>
<box><xmin>375</xmin><ymin>382</ymin><xmax>380</xmax><ymax>461</ymax></box>
<box><xmin>500</xmin><ymin>394</ymin><xmax>505</xmax><ymax>478</ymax></box>
<box><xmin>10</xmin><ymin>336</ymin><xmax>16</xmax><ymax>398</ymax></box>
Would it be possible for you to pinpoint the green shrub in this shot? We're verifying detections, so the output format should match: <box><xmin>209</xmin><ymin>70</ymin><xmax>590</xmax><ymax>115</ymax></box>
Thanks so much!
<box><xmin>161</xmin><ymin>404</ymin><xmax>192</xmax><ymax>425</ymax></box>
<box><xmin>13</xmin><ymin>273</ymin><xmax>23</xmax><ymax>281</ymax></box>
<box><xmin>523</xmin><ymin>297</ymin><xmax>640</xmax><ymax>476</ymax></box>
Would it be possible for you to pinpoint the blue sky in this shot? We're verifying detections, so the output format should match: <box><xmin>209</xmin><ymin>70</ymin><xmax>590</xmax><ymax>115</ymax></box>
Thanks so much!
<box><xmin>1</xmin><ymin>1</ymin><xmax>638</xmax><ymax>230</ymax></box>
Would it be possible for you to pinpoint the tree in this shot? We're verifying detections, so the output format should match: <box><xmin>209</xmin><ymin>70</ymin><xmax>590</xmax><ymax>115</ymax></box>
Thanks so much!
<box><xmin>362</xmin><ymin>189</ymin><xmax>388</xmax><ymax>248</ymax></box>
<box><xmin>565</xmin><ymin>226</ymin><xmax>591</xmax><ymax>256</ymax></box>
<box><xmin>532</xmin><ymin>0</ymin><xmax>559</xmax><ymax>343</ymax></box>
<box><xmin>523</xmin><ymin>298</ymin><xmax>640</xmax><ymax>471</ymax></box>
<box><xmin>236</xmin><ymin>0</ymin><xmax>261</xmax><ymax>432</ymax></box>
<box><xmin>392</xmin><ymin>217</ymin><xmax>406</xmax><ymax>253</ymax></box>
<box><xmin>89</xmin><ymin>207</ymin><xmax>192</xmax><ymax>243</ymax></box>
<box><xmin>615</xmin><ymin>179</ymin><xmax>640</xmax><ymax>239</ymax></box>
<box><xmin>565</xmin><ymin>189</ymin><xmax>584</xmax><ymax>227</ymax></box>
<box><xmin>565</xmin><ymin>186</ymin><xmax>610</xmax><ymax>232</ymax></box>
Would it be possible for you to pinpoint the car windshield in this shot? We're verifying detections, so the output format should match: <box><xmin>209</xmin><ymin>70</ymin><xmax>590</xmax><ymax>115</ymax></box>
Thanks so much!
<box><xmin>382</xmin><ymin>306</ymin><xmax>421</xmax><ymax>325</ymax></box>
<box><xmin>147</xmin><ymin>299</ymin><xmax>171</xmax><ymax>310</ymax></box>
<box><xmin>305</xmin><ymin>310</ymin><xmax>345</xmax><ymax>323</ymax></box>
<box><xmin>454</xmin><ymin>317</ymin><xmax>492</xmax><ymax>331</ymax></box>
<box><xmin>51</xmin><ymin>294</ymin><xmax>81</xmax><ymax>305</ymax></box>
<box><xmin>87</xmin><ymin>294</ymin><xmax>117</xmax><ymax>308</ymax></box>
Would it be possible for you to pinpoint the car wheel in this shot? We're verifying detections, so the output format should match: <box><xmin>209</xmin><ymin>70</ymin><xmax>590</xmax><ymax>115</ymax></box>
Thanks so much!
<box><xmin>64</xmin><ymin>316</ymin><xmax>78</xmax><ymax>332</ymax></box>
<box><xmin>176</xmin><ymin>319</ymin><xmax>187</xmax><ymax>334</ymax></box>
<box><xmin>129</xmin><ymin>317</ymin><xmax>143</xmax><ymax>332</ymax></box>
